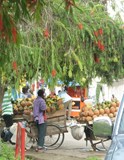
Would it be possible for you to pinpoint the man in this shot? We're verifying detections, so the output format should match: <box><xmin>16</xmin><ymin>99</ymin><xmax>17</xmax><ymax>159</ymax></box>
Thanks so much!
<box><xmin>33</xmin><ymin>89</ymin><xmax>47</xmax><ymax>152</ymax></box>
<box><xmin>2</xmin><ymin>87</ymin><xmax>13</xmax><ymax>128</ymax></box>
<box><xmin>58</xmin><ymin>86</ymin><xmax>72</xmax><ymax>120</ymax></box>
<box><xmin>21</xmin><ymin>86</ymin><xmax>32</xmax><ymax>98</ymax></box>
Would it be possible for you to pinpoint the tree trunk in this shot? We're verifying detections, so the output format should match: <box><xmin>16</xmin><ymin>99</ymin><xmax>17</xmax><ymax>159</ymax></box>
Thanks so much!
<box><xmin>0</xmin><ymin>83</ymin><xmax>4</xmax><ymax>107</ymax></box>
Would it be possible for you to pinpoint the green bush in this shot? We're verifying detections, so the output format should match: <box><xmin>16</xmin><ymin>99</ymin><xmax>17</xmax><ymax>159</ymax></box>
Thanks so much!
<box><xmin>0</xmin><ymin>142</ymin><xmax>15</xmax><ymax>160</ymax></box>
<box><xmin>0</xmin><ymin>142</ymin><xmax>32</xmax><ymax>160</ymax></box>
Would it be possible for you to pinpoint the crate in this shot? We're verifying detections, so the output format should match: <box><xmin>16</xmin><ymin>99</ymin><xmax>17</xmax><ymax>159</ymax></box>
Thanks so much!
<box><xmin>47</xmin><ymin>109</ymin><xmax>67</xmax><ymax>133</ymax></box>
<box><xmin>23</xmin><ymin>109</ymin><xmax>67</xmax><ymax>138</ymax></box>
<box><xmin>46</xmin><ymin>109</ymin><xmax>65</xmax><ymax>119</ymax></box>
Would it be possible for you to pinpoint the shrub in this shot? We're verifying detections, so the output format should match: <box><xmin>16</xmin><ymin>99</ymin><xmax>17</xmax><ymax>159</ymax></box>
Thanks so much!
<box><xmin>86</xmin><ymin>157</ymin><xmax>101</xmax><ymax>160</ymax></box>
<box><xmin>0</xmin><ymin>141</ymin><xmax>33</xmax><ymax>160</ymax></box>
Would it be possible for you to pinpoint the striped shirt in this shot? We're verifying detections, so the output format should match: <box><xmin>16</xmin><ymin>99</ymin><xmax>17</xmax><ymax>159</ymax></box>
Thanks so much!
<box><xmin>2</xmin><ymin>91</ymin><xmax>13</xmax><ymax>116</ymax></box>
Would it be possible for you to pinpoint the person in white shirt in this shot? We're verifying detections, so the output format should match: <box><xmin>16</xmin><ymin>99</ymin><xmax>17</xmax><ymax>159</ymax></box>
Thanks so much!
<box><xmin>58</xmin><ymin>87</ymin><xmax>72</xmax><ymax>120</ymax></box>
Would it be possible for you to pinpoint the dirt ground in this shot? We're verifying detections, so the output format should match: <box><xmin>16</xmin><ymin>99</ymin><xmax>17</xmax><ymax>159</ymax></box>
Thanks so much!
<box><xmin>0</xmin><ymin>120</ymin><xmax>110</xmax><ymax>160</ymax></box>
<box><xmin>26</xmin><ymin>148</ymin><xmax>106</xmax><ymax>160</ymax></box>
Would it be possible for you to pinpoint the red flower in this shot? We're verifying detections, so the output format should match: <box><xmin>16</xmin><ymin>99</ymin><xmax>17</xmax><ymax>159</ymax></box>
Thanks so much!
<box><xmin>97</xmin><ymin>40</ymin><xmax>105</xmax><ymax>51</ymax></box>
<box><xmin>12</xmin><ymin>27</ymin><xmax>17</xmax><ymax>43</ymax></box>
<box><xmin>78</xmin><ymin>23</ymin><xmax>83</xmax><ymax>30</ymax></box>
<box><xmin>51</xmin><ymin>69</ymin><xmax>57</xmax><ymax>77</ymax></box>
<box><xmin>12</xmin><ymin>61</ymin><xmax>17</xmax><ymax>70</ymax></box>
<box><xmin>43</xmin><ymin>28</ymin><xmax>49</xmax><ymax>38</ymax></box>
<box><xmin>0</xmin><ymin>14</ymin><xmax>3</xmax><ymax>31</ymax></box>
<box><xmin>94</xmin><ymin>54</ymin><xmax>100</xmax><ymax>63</ymax></box>
<box><xmin>97</xmin><ymin>40</ymin><xmax>101</xmax><ymax>48</ymax></box>
<box><xmin>94</xmin><ymin>31</ymin><xmax>98</xmax><ymax>37</ymax></box>
<box><xmin>98</xmin><ymin>28</ymin><xmax>103</xmax><ymax>35</ymax></box>
<box><xmin>100</xmin><ymin>44</ymin><xmax>105</xmax><ymax>51</ymax></box>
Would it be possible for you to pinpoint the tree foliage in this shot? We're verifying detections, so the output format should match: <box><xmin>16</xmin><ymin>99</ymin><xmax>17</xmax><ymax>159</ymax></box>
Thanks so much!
<box><xmin>0</xmin><ymin>0</ymin><xmax>124</xmax><ymax>89</ymax></box>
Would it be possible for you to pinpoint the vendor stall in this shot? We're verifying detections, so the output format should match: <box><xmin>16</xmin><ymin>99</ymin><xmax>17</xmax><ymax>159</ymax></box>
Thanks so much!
<box><xmin>67</xmin><ymin>86</ymin><xmax>87</xmax><ymax>117</ymax></box>
<box><xmin>76</xmin><ymin>99</ymin><xmax>120</xmax><ymax>151</ymax></box>
<box><xmin>1</xmin><ymin>95</ymin><xmax>68</xmax><ymax>150</ymax></box>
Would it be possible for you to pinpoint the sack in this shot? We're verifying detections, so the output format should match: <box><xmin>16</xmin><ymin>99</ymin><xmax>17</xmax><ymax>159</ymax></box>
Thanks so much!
<box><xmin>71</xmin><ymin>125</ymin><xmax>84</xmax><ymax>140</ymax></box>
<box><xmin>1</xmin><ymin>129</ymin><xmax>13</xmax><ymax>142</ymax></box>
<box><xmin>93</xmin><ymin>116</ymin><xmax>112</xmax><ymax>138</ymax></box>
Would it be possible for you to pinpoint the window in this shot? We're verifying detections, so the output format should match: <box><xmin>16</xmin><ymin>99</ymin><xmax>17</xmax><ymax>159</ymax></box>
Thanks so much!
<box><xmin>118</xmin><ymin>97</ymin><xmax>124</xmax><ymax>134</ymax></box>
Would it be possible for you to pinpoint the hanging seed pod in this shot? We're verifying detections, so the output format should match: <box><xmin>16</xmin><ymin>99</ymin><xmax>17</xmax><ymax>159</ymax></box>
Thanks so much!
<box><xmin>65</xmin><ymin>0</ymin><xmax>75</xmax><ymax>10</ymax></box>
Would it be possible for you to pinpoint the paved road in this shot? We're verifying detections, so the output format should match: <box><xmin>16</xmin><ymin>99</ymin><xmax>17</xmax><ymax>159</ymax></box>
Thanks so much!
<box><xmin>26</xmin><ymin>124</ymin><xmax>111</xmax><ymax>160</ymax></box>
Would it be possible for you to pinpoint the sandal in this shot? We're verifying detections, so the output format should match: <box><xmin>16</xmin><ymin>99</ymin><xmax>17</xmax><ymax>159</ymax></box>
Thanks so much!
<box><xmin>35</xmin><ymin>146</ymin><xmax>47</xmax><ymax>152</ymax></box>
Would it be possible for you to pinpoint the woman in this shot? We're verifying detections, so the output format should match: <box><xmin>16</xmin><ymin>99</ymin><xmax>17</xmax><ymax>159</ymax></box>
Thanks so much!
<box><xmin>33</xmin><ymin>89</ymin><xmax>47</xmax><ymax>152</ymax></box>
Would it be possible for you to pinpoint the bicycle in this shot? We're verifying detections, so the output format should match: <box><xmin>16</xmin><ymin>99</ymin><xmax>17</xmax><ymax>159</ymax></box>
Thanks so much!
<box><xmin>22</xmin><ymin>109</ymin><xmax>68</xmax><ymax>150</ymax></box>
<box><xmin>69</xmin><ymin>119</ymin><xmax>112</xmax><ymax>151</ymax></box>
<box><xmin>28</xmin><ymin>121</ymin><xmax>65</xmax><ymax>150</ymax></box>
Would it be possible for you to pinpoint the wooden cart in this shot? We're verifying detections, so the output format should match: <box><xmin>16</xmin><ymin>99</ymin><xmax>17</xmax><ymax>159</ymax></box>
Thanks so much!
<box><xmin>77</xmin><ymin>117</ymin><xmax>114</xmax><ymax>151</ymax></box>
<box><xmin>0</xmin><ymin>109</ymin><xmax>68</xmax><ymax>150</ymax></box>
<box><xmin>21</xmin><ymin>109</ymin><xmax>68</xmax><ymax>150</ymax></box>
<box><xmin>83</xmin><ymin>121</ymin><xmax>111</xmax><ymax>151</ymax></box>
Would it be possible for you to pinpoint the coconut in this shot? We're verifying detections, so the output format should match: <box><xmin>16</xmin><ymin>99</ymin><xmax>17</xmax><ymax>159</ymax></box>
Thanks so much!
<box><xmin>94</xmin><ymin>109</ymin><xmax>100</xmax><ymax>116</ymax></box>
<box><xmin>109</xmin><ymin>113</ymin><xmax>114</xmax><ymax>118</ymax></box>
<box><xmin>88</xmin><ymin>110</ymin><xmax>94</xmax><ymax>117</ymax></box>
<box><xmin>110</xmin><ymin>106</ymin><xmax>116</xmax><ymax>114</ymax></box>
<box><xmin>85</xmin><ymin>116</ymin><xmax>92</xmax><ymax>122</ymax></box>
<box><xmin>104</xmin><ymin>108</ymin><xmax>110</xmax><ymax>115</ymax></box>
<box><xmin>99</xmin><ymin>108</ymin><xmax>105</xmax><ymax>115</ymax></box>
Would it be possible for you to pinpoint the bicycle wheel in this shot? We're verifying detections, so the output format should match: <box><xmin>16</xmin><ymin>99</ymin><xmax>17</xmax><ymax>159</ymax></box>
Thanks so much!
<box><xmin>89</xmin><ymin>137</ymin><xmax>111</xmax><ymax>151</ymax></box>
<box><xmin>84</xmin><ymin>124</ymin><xmax>109</xmax><ymax>151</ymax></box>
<box><xmin>44</xmin><ymin>124</ymin><xmax>64</xmax><ymax>150</ymax></box>
<box><xmin>100</xmin><ymin>138</ymin><xmax>111</xmax><ymax>151</ymax></box>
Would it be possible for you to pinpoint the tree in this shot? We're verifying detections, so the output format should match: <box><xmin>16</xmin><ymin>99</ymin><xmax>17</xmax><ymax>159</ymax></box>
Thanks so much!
<box><xmin>0</xmin><ymin>0</ymin><xmax>124</xmax><ymax>102</ymax></box>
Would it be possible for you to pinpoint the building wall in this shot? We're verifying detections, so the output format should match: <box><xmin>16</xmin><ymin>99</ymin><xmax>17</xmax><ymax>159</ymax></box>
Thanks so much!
<box><xmin>107</xmin><ymin>79</ymin><xmax>124</xmax><ymax>101</ymax></box>
<box><xmin>88</xmin><ymin>78</ymin><xmax>124</xmax><ymax>103</ymax></box>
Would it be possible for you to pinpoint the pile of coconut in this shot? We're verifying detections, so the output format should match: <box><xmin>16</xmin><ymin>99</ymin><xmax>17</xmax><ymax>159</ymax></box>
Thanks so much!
<box><xmin>77</xmin><ymin>100</ymin><xmax>120</xmax><ymax>123</ymax></box>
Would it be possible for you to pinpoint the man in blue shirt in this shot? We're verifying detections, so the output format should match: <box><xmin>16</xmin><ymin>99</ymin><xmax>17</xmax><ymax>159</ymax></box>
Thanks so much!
<box><xmin>58</xmin><ymin>87</ymin><xmax>72</xmax><ymax>120</ymax></box>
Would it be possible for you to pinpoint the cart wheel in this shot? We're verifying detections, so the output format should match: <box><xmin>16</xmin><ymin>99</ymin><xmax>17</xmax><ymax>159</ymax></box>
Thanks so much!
<box><xmin>90</xmin><ymin>138</ymin><xmax>111</xmax><ymax>151</ymax></box>
<box><xmin>44</xmin><ymin>124</ymin><xmax>64</xmax><ymax>150</ymax></box>
<box><xmin>90</xmin><ymin>139</ymin><xmax>103</xmax><ymax>151</ymax></box>
<box><xmin>84</xmin><ymin>125</ymin><xmax>111</xmax><ymax>151</ymax></box>
<box><xmin>9</xmin><ymin>140</ymin><xmax>16</xmax><ymax>145</ymax></box>
<box><xmin>100</xmin><ymin>138</ymin><xmax>111</xmax><ymax>151</ymax></box>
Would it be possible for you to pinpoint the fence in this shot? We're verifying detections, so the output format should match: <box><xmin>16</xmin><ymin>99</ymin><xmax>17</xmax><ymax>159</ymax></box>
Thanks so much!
<box><xmin>15</xmin><ymin>122</ymin><xmax>25</xmax><ymax>160</ymax></box>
